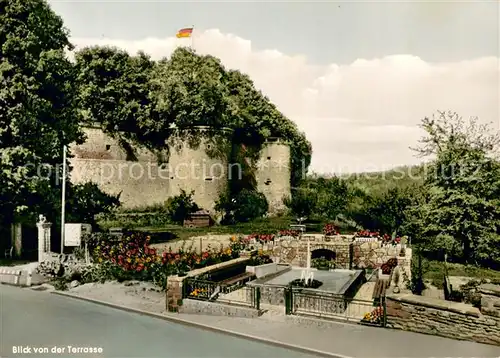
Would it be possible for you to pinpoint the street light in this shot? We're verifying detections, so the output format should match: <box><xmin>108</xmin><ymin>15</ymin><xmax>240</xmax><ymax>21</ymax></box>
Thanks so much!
<box><xmin>60</xmin><ymin>145</ymin><xmax>67</xmax><ymax>254</ymax></box>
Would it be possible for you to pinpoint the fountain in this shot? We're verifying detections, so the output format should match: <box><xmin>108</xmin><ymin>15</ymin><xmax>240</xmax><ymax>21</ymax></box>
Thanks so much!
<box><xmin>300</xmin><ymin>236</ymin><xmax>314</xmax><ymax>285</ymax></box>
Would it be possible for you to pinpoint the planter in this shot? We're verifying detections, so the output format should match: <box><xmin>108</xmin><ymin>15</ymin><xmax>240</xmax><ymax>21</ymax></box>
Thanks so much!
<box><xmin>317</xmin><ymin>266</ymin><xmax>330</xmax><ymax>271</ymax></box>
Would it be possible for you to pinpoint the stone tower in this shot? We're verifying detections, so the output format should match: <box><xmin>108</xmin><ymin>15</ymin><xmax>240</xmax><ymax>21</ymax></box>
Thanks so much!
<box><xmin>255</xmin><ymin>138</ymin><xmax>291</xmax><ymax>215</ymax></box>
<box><xmin>167</xmin><ymin>127</ymin><xmax>232</xmax><ymax>212</ymax></box>
<box><xmin>69</xmin><ymin>125</ymin><xmax>291</xmax><ymax>216</ymax></box>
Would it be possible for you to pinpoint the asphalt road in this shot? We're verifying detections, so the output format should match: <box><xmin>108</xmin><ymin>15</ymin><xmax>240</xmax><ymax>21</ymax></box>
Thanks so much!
<box><xmin>0</xmin><ymin>285</ymin><xmax>323</xmax><ymax>358</ymax></box>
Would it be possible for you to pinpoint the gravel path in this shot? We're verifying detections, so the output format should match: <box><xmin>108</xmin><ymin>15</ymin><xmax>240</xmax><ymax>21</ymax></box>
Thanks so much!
<box><xmin>66</xmin><ymin>281</ymin><xmax>168</xmax><ymax>314</ymax></box>
<box><xmin>151</xmin><ymin>234</ymin><xmax>234</xmax><ymax>253</ymax></box>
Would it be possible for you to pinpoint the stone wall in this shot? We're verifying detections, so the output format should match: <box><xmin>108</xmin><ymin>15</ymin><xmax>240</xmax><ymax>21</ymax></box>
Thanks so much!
<box><xmin>352</xmin><ymin>241</ymin><xmax>412</xmax><ymax>278</ymax></box>
<box><xmin>272</xmin><ymin>237</ymin><xmax>352</xmax><ymax>269</ymax></box>
<box><xmin>480</xmin><ymin>284</ymin><xmax>500</xmax><ymax>318</ymax></box>
<box><xmin>180</xmin><ymin>299</ymin><xmax>261</xmax><ymax>318</ymax></box>
<box><xmin>386</xmin><ymin>294</ymin><xmax>500</xmax><ymax>346</ymax></box>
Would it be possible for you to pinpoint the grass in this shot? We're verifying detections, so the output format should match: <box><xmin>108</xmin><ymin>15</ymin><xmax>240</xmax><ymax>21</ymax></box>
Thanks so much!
<box><xmin>97</xmin><ymin>215</ymin><xmax>338</xmax><ymax>242</ymax></box>
<box><xmin>423</xmin><ymin>259</ymin><xmax>500</xmax><ymax>288</ymax></box>
<box><xmin>137</xmin><ymin>216</ymin><xmax>296</xmax><ymax>241</ymax></box>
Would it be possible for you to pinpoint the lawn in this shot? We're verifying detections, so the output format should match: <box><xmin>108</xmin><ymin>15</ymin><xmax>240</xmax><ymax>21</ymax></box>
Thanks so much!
<box><xmin>423</xmin><ymin>259</ymin><xmax>500</xmax><ymax>287</ymax></box>
<box><xmin>98</xmin><ymin>215</ymin><xmax>332</xmax><ymax>242</ymax></box>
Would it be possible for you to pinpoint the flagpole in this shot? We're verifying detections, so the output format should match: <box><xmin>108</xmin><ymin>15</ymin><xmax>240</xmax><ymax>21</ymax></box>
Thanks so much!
<box><xmin>191</xmin><ymin>25</ymin><xmax>195</xmax><ymax>51</ymax></box>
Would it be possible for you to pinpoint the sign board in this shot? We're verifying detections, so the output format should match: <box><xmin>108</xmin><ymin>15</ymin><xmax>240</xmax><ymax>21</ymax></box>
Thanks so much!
<box><xmin>64</xmin><ymin>223</ymin><xmax>92</xmax><ymax>246</ymax></box>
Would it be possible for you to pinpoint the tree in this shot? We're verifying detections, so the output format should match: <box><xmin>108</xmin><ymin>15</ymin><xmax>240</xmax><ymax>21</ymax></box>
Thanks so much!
<box><xmin>0</xmin><ymin>0</ymin><xmax>83</xmax><ymax>225</ymax></box>
<box><xmin>152</xmin><ymin>47</ymin><xmax>231</xmax><ymax>131</ymax></box>
<box><xmin>368</xmin><ymin>186</ymin><xmax>414</xmax><ymax>235</ymax></box>
<box><xmin>74</xmin><ymin>46</ymin><xmax>164</xmax><ymax>150</ymax></box>
<box><xmin>284</xmin><ymin>187</ymin><xmax>317</xmax><ymax>218</ymax></box>
<box><xmin>313</xmin><ymin>176</ymin><xmax>350</xmax><ymax>220</ymax></box>
<box><xmin>408</xmin><ymin>111</ymin><xmax>500</xmax><ymax>267</ymax></box>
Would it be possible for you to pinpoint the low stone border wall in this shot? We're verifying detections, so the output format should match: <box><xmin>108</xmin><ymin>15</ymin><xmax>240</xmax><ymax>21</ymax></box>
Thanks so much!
<box><xmin>386</xmin><ymin>294</ymin><xmax>500</xmax><ymax>346</ymax></box>
<box><xmin>180</xmin><ymin>299</ymin><xmax>262</xmax><ymax>318</ymax></box>
<box><xmin>166</xmin><ymin>257</ymin><xmax>250</xmax><ymax>312</ymax></box>
<box><xmin>0</xmin><ymin>269</ymin><xmax>32</xmax><ymax>286</ymax></box>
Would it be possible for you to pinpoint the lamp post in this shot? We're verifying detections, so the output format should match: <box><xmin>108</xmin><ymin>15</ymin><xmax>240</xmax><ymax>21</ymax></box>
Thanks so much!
<box><xmin>60</xmin><ymin>145</ymin><xmax>67</xmax><ymax>254</ymax></box>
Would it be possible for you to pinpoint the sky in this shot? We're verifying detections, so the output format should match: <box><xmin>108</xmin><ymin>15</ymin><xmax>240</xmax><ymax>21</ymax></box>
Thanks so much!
<box><xmin>48</xmin><ymin>0</ymin><xmax>500</xmax><ymax>173</ymax></box>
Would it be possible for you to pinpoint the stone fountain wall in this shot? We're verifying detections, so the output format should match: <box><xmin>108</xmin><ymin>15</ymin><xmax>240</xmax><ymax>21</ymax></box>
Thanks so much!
<box><xmin>272</xmin><ymin>236</ymin><xmax>352</xmax><ymax>269</ymax></box>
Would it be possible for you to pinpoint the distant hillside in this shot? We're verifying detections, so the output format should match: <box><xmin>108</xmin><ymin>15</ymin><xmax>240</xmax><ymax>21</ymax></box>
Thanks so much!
<box><xmin>309</xmin><ymin>164</ymin><xmax>427</xmax><ymax>197</ymax></box>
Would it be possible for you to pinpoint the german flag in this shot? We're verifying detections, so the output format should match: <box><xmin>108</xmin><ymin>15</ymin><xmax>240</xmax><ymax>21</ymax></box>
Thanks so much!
<box><xmin>176</xmin><ymin>27</ymin><xmax>193</xmax><ymax>38</ymax></box>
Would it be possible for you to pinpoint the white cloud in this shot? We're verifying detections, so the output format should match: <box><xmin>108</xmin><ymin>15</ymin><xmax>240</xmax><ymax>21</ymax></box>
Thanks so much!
<box><xmin>72</xmin><ymin>29</ymin><xmax>500</xmax><ymax>174</ymax></box>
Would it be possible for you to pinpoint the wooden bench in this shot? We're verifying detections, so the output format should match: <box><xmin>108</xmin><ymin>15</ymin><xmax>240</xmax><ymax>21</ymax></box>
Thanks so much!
<box><xmin>220</xmin><ymin>272</ymin><xmax>255</xmax><ymax>294</ymax></box>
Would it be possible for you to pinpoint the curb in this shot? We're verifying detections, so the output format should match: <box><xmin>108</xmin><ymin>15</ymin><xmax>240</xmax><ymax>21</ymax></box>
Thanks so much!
<box><xmin>52</xmin><ymin>291</ymin><xmax>352</xmax><ymax>358</ymax></box>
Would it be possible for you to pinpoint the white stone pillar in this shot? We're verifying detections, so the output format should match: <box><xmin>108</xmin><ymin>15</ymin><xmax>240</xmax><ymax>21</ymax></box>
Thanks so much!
<box><xmin>37</xmin><ymin>215</ymin><xmax>52</xmax><ymax>263</ymax></box>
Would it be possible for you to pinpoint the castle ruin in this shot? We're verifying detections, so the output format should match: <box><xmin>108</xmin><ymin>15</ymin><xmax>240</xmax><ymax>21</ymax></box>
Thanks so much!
<box><xmin>69</xmin><ymin>125</ymin><xmax>291</xmax><ymax>215</ymax></box>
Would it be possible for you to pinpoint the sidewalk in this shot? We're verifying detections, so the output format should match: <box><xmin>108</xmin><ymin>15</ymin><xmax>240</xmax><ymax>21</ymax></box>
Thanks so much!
<box><xmin>50</xmin><ymin>283</ymin><xmax>500</xmax><ymax>358</ymax></box>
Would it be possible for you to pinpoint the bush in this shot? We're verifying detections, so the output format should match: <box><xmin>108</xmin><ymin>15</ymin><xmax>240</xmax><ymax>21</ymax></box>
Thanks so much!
<box><xmin>448</xmin><ymin>290</ymin><xmax>464</xmax><ymax>302</ymax></box>
<box><xmin>165</xmin><ymin>190</ymin><xmax>199</xmax><ymax>224</ymax></box>
<box><xmin>234</xmin><ymin>190</ymin><xmax>268</xmax><ymax>222</ymax></box>
<box><xmin>217</xmin><ymin>189</ymin><xmax>268</xmax><ymax>223</ymax></box>
<box><xmin>311</xmin><ymin>257</ymin><xmax>335</xmax><ymax>270</ymax></box>
<box><xmin>66</xmin><ymin>182</ymin><xmax>121</xmax><ymax>226</ymax></box>
<box><xmin>283</xmin><ymin>188</ymin><xmax>317</xmax><ymax>218</ymax></box>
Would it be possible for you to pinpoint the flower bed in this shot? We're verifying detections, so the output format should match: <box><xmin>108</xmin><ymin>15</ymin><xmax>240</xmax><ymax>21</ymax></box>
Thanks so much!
<box><xmin>381</xmin><ymin>234</ymin><xmax>402</xmax><ymax>245</ymax></box>
<box><xmin>323</xmin><ymin>223</ymin><xmax>339</xmax><ymax>236</ymax></box>
<box><xmin>355</xmin><ymin>230</ymin><xmax>380</xmax><ymax>238</ymax></box>
<box><xmin>277</xmin><ymin>230</ymin><xmax>300</xmax><ymax>237</ymax></box>
<box><xmin>247</xmin><ymin>252</ymin><xmax>273</xmax><ymax>266</ymax></box>
<box><xmin>362</xmin><ymin>306</ymin><xmax>384</xmax><ymax>325</ymax></box>
<box><xmin>83</xmin><ymin>232</ymin><xmax>240</xmax><ymax>288</ymax></box>
<box><xmin>247</xmin><ymin>233</ymin><xmax>275</xmax><ymax>244</ymax></box>
<box><xmin>381</xmin><ymin>258</ymin><xmax>398</xmax><ymax>274</ymax></box>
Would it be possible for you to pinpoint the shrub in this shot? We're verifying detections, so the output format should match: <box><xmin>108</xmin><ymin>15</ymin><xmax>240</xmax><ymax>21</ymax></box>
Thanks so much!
<box><xmin>215</xmin><ymin>189</ymin><xmax>268</xmax><ymax>223</ymax></box>
<box><xmin>448</xmin><ymin>290</ymin><xmax>464</xmax><ymax>302</ymax></box>
<box><xmin>283</xmin><ymin>188</ymin><xmax>317</xmax><ymax>218</ymax></box>
<box><xmin>66</xmin><ymin>182</ymin><xmax>121</xmax><ymax>226</ymax></box>
<box><xmin>311</xmin><ymin>257</ymin><xmax>335</xmax><ymax>270</ymax></box>
<box><xmin>165</xmin><ymin>190</ymin><xmax>199</xmax><ymax>224</ymax></box>
<box><xmin>247</xmin><ymin>252</ymin><xmax>273</xmax><ymax>266</ymax></box>
<box><xmin>232</xmin><ymin>190</ymin><xmax>269</xmax><ymax>223</ymax></box>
